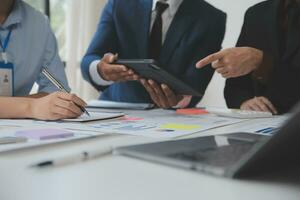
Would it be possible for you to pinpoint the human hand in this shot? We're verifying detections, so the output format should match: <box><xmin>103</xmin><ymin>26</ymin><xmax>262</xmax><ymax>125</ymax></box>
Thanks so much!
<box><xmin>241</xmin><ymin>96</ymin><xmax>278</xmax><ymax>114</ymax></box>
<box><xmin>97</xmin><ymin>53</ymin><xmax>139</xmax><ymax>82</ymax></box>
<box><xmin>196</xmin><ymin>47</ymin><xmax>263</xmax><ymax>78</ymax></box>
<box><xmin>140</xmin><ymin>79</ymin><xmax>183</xmax><ymax>109</ymax></box>
<box><xmin>30</xmin><ymin>92</ymin><xmax>87</xmax><ymax>120</ymax></box>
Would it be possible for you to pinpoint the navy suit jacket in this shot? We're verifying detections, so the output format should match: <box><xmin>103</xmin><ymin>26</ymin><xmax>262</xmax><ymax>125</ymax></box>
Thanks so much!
<box><xmin>81</xmin><ymin>0</ymin><xmax>226</xmax><ymax>106</ymax></box>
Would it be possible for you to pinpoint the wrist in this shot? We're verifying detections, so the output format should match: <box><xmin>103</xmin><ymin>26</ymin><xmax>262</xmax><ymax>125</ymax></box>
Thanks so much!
<box><xmin>27</xmin><ymin>98</ymin><xmax>37</xmax><ymax>119</ymax></box>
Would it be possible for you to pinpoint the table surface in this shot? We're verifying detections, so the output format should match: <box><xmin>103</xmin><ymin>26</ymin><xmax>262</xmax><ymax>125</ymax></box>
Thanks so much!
<box><xmin>0</xmin><ymin>113</ymin><xmax>299</xmax><ymax>200</ymax></box>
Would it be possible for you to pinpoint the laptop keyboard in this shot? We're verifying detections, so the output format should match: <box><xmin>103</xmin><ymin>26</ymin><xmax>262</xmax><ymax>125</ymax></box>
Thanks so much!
<box><xmin>169</xmin><ymin>144</ymin><xmax>253</xmax><ymax>167</ymax></box>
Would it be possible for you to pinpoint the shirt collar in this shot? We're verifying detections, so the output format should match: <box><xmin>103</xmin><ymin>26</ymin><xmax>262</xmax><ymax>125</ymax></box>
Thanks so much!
<box><xmin>1</xmin><ymin>0</ymin><xmax>23</xmax><ymax>29</ymax></box>
<box><xmin>152</xmin><ymin>0</ymin><xmax>184</xmax><ymax>17</ymax></box>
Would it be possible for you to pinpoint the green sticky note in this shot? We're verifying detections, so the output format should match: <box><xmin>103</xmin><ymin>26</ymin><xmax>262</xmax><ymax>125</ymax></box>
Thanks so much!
<box><xmin>160</xmin><ymin>124</ymin><xmax>200</xmax><ymax>130</ymax></box>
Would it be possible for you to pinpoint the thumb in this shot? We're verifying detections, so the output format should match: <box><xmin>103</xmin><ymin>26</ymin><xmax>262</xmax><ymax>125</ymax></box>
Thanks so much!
<box><xmin>103</xmin><ymin>53</ymin><xmax>116</xmax><ymax>64</ymax></box>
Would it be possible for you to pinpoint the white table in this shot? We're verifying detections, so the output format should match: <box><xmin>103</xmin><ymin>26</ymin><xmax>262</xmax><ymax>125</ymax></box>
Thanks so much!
<box><xmin>0</xmin><ymin>117</ymin><xmax>299</xmax><ymax>200</ymax></box>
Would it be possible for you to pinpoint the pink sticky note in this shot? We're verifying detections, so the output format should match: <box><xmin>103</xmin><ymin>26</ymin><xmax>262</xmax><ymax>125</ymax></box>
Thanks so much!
<box><xmin>15</xmin><ymin>129</ymin><xmax>74</xmax><ymax>140</ymax></box>
<box><xmin>122</xmin><ymin>117</ymin><xmax>144</xmax><ymax>121</ymax></box>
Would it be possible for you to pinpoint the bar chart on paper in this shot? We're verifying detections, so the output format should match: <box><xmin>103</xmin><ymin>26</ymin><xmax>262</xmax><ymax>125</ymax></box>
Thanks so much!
<box><xmin>87</xmin><ymin>110</ymin><xmax>246</xmax><ymax>138</ymax></box>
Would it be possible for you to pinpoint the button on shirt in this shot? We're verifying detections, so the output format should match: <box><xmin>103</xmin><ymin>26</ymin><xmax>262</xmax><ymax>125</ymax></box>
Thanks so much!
<box><xmin>0</xmin><ymin>0</ymin><xmax>70</xmax><ymax>96</ymax></box>
<box><xmin>89</xmin><ymin>0</ymin><xmax>183</xmax><ymax>86</ymax></box>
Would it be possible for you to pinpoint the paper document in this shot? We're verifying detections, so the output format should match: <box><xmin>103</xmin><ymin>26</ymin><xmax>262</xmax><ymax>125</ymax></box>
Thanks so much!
<box><xmin>85</xmin><ymin>109</ymin><xmax>247</xmax><ymax>138</ymax></box>
<box><xmin>87</xmin><ymin>100</ymin><xmax>154</xmax><ymax>110</ymax></box>
<box><xmin>63</xmin><ymin>112</ymin><xmax>124</xmax><ymax>122</ymax></box>
<box><xmin>232</xmin><ymin>115</ymin><xmax>290</xmax><ymax>135</ymax></box>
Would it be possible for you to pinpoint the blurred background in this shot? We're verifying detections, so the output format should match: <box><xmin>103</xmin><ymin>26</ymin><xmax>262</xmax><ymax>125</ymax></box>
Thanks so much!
<box><xmin>25</xmin><ymin>0</ymin><xmax>264</xmax><ymax>107</ymax></box>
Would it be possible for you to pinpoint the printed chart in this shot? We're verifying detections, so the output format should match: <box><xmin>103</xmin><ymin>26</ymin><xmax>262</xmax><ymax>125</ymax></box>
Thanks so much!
<box><xmin>85</xmin><ymin>110</ymin><xmax>247</xmax><ymax>138</ymax></box>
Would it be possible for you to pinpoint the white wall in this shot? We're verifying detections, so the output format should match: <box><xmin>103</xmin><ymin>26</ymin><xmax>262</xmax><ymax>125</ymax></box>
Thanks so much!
<box><xmin>199</xmin><ymin>0</ymin><xmax>264</xmax><ymax>107</ymax></box>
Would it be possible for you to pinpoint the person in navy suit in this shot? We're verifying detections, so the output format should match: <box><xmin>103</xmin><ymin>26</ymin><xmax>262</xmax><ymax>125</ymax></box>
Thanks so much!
<box><xmin>81</xmin><ymin>0</ymin><xmax>226</xmax><ymax>108</ymax></box>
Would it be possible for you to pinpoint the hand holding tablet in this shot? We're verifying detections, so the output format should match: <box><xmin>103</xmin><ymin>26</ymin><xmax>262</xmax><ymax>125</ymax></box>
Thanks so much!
<box><xmin>114</xmin><ymin>59</ymin><xmax>202</xmax><ymax>97</ymax></box>
<box><xmin>114</xmin><ymin>59</ymin><xmax>200</xmax><ymax>108</ymax></box>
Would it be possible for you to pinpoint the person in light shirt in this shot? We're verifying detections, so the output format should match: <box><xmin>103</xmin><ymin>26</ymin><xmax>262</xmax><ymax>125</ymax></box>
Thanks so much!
<box><xmin>0</xmin><ymin>0</ymin><xmax>86</xmax><ymax>120</ymax></box>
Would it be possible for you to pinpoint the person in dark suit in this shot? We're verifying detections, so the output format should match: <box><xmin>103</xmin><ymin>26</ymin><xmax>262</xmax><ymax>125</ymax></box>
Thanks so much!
<box><xmin>196</xmin><ymin>0</ymin><xmax>300</xmax><ymax>114</ymax></box>
<box><xmin>81</xmin><ymin>0</ymin><xmax>226</xmax><ymax>108</ymax></box>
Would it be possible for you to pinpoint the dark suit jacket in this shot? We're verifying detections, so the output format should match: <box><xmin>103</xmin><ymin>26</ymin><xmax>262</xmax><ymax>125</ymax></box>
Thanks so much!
<box><xmin>225</xmin><ymin>0</ymin><xmax>300</xmax><ymax>114</ymax></box>
<box><xmin>81</xmin><ymin>0</ymin><xmax>226</xmax><ymax>106</ymax></box>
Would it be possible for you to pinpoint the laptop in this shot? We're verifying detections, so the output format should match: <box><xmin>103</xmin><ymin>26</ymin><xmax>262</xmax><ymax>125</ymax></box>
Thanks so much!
<box><xmin>116</xmin><ymin>104</ymin><xmax>300</xmax><ymax>179</ymax></box>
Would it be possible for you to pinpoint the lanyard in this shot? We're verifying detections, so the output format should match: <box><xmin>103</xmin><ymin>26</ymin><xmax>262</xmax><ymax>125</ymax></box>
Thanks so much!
<box><xmin>0</xmin><ymin>29</ymin><xmax>12</xmax><ymax>53</ymax></box>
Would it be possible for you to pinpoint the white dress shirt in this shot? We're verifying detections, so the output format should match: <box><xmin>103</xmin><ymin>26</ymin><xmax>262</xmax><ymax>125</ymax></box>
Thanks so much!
<box><xmin>89</xmin><ymin>0</ymin><xmax>183</xmax><ymax>86</ymax></box>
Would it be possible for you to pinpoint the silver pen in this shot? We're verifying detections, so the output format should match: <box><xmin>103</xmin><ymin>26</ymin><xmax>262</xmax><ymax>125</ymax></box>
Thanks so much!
<box><xmin>42</xmin><ymin>68</ymin><xmax>90</xmax><ymax>116</ymax></box>
<box><xmin>31</xmin><ymin>147</ymin><xmax>113</xmax><ymax>168</ymax></box>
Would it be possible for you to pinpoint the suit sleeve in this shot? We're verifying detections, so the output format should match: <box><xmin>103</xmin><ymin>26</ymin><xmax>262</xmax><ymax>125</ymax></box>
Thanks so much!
<box><xmin>224</xmin><ymin>9</ymin><xmax>255</xmax><ymax>108</ymax></box>
<box><xmin>266</xmin><ymin>58</ymin><xmax>300</xmax><ymax>113</ymax></box>
<box><xmin>182</xmin><ymin>12</ymin><xmax>227</xmax><ymax>107</ymax></box>
<box><xmin>81</xmin><ymin>0</ymin><xmax>118</xmax><ymax>91</ymax></box>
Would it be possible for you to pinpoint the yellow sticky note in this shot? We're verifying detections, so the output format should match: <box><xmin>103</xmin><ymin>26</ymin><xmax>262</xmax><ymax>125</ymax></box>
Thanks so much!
<box><xmin>160</xmin><ymin>123</ymin><xmax>200</xmax><ymax>130</ymax></box>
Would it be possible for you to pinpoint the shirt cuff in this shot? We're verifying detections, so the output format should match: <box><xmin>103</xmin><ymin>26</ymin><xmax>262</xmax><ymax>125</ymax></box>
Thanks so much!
<box><xmin>89</xmin><ymin>60</ymin><xmax>114</xmax><ymax>86</ymax></box>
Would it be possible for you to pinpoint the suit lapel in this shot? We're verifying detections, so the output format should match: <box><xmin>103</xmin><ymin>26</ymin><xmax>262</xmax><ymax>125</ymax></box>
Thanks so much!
<box><xmin>159</xmin><ymin>0</ymin><xmax>199</xmax><ymax>65</ymax></box>
<box><xmin>135</xmin><ymin>0</ymin><xmax>152</xmax><ymax>58</ymax></box>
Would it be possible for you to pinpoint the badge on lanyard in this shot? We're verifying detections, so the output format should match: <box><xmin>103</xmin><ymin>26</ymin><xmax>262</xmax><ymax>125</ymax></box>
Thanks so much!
<box><xmin>0</xmin><ymin>29</ymin><xmax>14</xmax><ymax>96</ymax></box>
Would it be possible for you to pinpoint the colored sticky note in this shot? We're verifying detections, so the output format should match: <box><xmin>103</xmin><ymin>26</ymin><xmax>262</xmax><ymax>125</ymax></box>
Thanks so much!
<box><xmin>122</xmin><ymin>117</ymin><xmax>144</xmax><ymax>121</ymax></box>
<box><xmin>176</xmin><ymin>108</ymin><xmax>209</xmax><ymax>115</ymax></box>
<box><xmin>15</xmin><ymin>128</ymin><xmax>74</xmax><ymax>140</ymax></box>
<box><xmin>160</xmin><ymin>124</ymin><xmax>200</xmax><ymax>130</ymax></box>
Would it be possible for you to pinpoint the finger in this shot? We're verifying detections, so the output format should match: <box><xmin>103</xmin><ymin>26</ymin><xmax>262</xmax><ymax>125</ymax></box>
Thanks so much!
<box><xmin>102</xmin><ymin>53</ymin><xmax>116</xmax><ymax>63</ymax></box>
<box><xmin>161</xmin><ymin>84</ymin><xmax>178</xmax><ymax>106</ymax></box>
<box><xmin>212</xmin><ymin>60</ymin><xmax>224</xmax><ymax>69</ymax></box>
<box><xmin>177</xmin><ymin>95</ymin><xmax>191</xmax><ymax>108</ymax></box>
<box><xmin>141</xmin><ymin>79</ymin><xmax>160</xmax><ymax>105</ymax></box>
<box><xmin>149</xmin><ymin>80</ymin><xmax>168</xmax><ymax>108</ymax></box>
<box><xmin>258</xmin><ymin>97</ymin><xmax>278</xmax><ymax>114</ymax></box>
<box><xmin>58</xmin><ymin>93</ymin><xmax>87</xmax><ymax>108</ymax></box>
<box><xmin>196</xmin><ymin>51</ymin><xmax>226</xmax><ymax>68</ymax></box>
<box><xmin>54</xmin><ymin>99</ymin><xmax>82</xmax><ymax>116</ymax></box>
<box><xmin>254</xmin><ymin>97</ymin><xmax>271</xmax><ymax>112</ymax></box>
<box><xmin>222</xmin><ymin>71</ymin><xmax>232</xmax><ymax>79</ymax></box>
<box><xmin>112</xmin><ymin>53</ymin><xmax>118</xmax><ymax>63</ymax></box>
<box><xmin>249</xmin><ymin>101</ymin><xmax>264</xmax><ymax>112</ymax></box>
<box><xmin>116</xmin><ymin>73</ymin><xmax>139</xmax><ymax>81</ymax></box>
<box><xmin>127</xmin><ymin>69</ymin><xmax>135</xmax><ymax>75</ymax></box>
<box><xmin>241</xmin><ymin>104</ymin><xmax>252</xmax><ymax>111</ymax></box>
<box><xmin>120</xmin><ymin>70</ymin><xmax>138</xmax><ymax>78</ymax></box>
<box><xmin>51</xmin><ymin>106</ymin><xmax>79</xmax><ymax>119</ymax></box>
<box><xmin>254</xmin><ymin>97</ymin><xmax>272</xmax><ymax>112</ymax></box>
<box><xmin>216</xmin><ymin>67</ymin><xmax>228</xmax><ymax>74</ymax></box>
<box><xmin>109</xmin><ymin>65</ymin><xmax>128</xmax><ymax>73</ymax></box>
<box><xmin>123</xmin><ymin>75</ymin><xmax>139</xmax><ymax>81</ymax></box>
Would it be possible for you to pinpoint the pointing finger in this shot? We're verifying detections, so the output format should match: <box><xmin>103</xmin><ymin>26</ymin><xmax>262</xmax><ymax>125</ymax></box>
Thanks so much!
<box><xmin>196</xmin><ymin>51</ymin><xmax>226</xmax><ymax>69</ymax></box>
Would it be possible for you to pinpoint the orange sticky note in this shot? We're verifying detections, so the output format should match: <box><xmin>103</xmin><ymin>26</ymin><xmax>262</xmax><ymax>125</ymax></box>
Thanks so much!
<box><xmin>176</xmin><ymin>108</ymin><xmax>209</xmax><ymax>115</ymax></box>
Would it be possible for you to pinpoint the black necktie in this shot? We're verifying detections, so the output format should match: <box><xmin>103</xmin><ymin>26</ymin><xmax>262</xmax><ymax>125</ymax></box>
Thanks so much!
<box><xmin>149</xmin><ymin>2</ymin><xmax>169</xmax><ymax>60</ymax></box>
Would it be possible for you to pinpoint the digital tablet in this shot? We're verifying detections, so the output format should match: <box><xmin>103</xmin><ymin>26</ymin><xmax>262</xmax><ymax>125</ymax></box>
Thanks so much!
<box><xmin>114</xmin><ymin>59</ymin><xmax>202</xmax><ymax>97</ymax></box>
